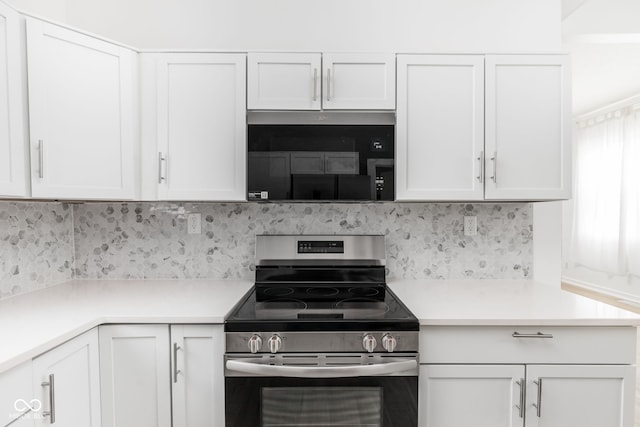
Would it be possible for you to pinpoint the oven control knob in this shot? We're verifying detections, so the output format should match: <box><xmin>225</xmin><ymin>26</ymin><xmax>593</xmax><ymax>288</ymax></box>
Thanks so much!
<box><xmin>248</xmin><ymin>334</ymin><xmax>263</xmax><ymax>354</ymax></box>
<box><xmin>382</xmin><ymin>334</ymin><xmax>397</xmax><ymax>353</ymax></box>
<box><xmin>362</xmin><ymin>334</ymin><xmax>377</xmax><ymax>353</ymax></box>
<box><xmin>268</xmin><ymin>335</ymin><xmax>282</xmax><ymax>354</ymax></box>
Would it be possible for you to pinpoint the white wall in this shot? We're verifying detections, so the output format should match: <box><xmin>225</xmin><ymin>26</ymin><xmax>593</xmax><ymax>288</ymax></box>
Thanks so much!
<box><xmin>8</xmin><ymin>0</ymin><xmax>562</xmax><ymax>52</ymax></box>
<box><xmin>563</xmin><ymin>0</ymin><xmax>640</xmax><ymax>115</ymax></box>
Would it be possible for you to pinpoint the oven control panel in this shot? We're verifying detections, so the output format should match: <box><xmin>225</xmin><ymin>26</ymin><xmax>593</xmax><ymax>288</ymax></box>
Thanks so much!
<box><xmin>227</xmin><ymin>331</ymin><xmax>419</xmax><ymax>354</ymax></box>
<box><xmin>297</xmin><ymin>240</ymin><xmax>344</xmax><ymax>254</ymax></box>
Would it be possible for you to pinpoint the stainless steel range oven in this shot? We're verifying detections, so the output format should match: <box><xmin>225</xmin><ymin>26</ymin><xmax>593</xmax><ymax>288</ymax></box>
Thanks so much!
<box><xmin>224</xmin><ymin>235</ymin><xmax>419</xmax><ymax>427</ymax></box>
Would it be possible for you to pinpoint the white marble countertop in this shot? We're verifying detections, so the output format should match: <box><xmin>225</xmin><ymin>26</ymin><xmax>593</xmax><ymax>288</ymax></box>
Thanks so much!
<box><xmin>0</xmin><ymin>279</ymin><xmax>253</xmax><ymax>373</ymax></box>
<box><xmin>390</xmin><ymin>279</ymin><xmax>640</xmax><ymax>326</ymax></box>
<box><xmin>2</xmin><ymin>278</ymin><xmax>640</xmax><ymax>374</ymax></box>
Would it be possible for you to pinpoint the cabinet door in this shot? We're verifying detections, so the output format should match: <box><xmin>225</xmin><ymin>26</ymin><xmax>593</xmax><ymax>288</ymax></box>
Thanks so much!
<box><xmin>323</xmin><ymin>53</ymin><xmax>395</xmax><ymax>110</ymax></box>
<box><xmin>396</xmin><ymin>55</ymin><xmax>485</xmax><ymax>201</ymax></box>
<box><xmin>0</xmin><ymin>361</ymin><xmax>34</xmax><ymax>427</ymax></box>
<box><xmin>525</xmin><ymin>365</ymin><xmax>634</xmax><ymax>427</ymax></box>
<box><xmin>0</xmin><ymin>3</ymin><xmax>28</xmax><ymax>197</ymax></box>
<box><xmin>171</xmin><ymin>325</ymin><xmax>225</xmax><ymax>427</ymax></box>
<box><xmin>32</xmin><ymin>329</ymin><xmax>101</xmax><ymax>427</ymax></box>
<box><xmin>419</xmin><ymin>364</ymin><xmax>525</xmax><ymax>427</ymax></box>
<box><xmin>26</xmin><ymin>18</ymin><xmax>136</xmax><ymax>200</ymax></box>
<box><xmin>485</xmin><ymin>55</ymin><xmax>571</xmax><ymax>200</ymax></box>
<box><xmin>248</xmin><ymin>53</ymin><xmax>321</xmax><ymax>110</ymax></box>
<box><xmin>99</xmin><ymin>325</ymin><xmax>171</xmax><ymax>427</ymax></box>
<box><xmin>156</xmin><ymin>53</ymin><xmax>246</xmax><ymax>200</ymax></box>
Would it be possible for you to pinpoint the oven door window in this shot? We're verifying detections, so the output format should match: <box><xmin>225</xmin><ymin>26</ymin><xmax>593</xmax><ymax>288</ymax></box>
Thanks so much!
<box><xmin>262</xmin><ymin>387</ymin><xmax>382</xmax><ymax>427</ymax></box>
<box><xmin>225</xmin><ymin>376</ymin><xmax>417</xmax><ymax>427</ymax></box>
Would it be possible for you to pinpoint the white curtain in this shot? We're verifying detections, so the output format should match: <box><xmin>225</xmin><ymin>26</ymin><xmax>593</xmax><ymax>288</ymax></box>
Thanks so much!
<box><xmin>571</xmin><ymin>105</ymin><xmax>640</xmax><ymax>276</ymax></box>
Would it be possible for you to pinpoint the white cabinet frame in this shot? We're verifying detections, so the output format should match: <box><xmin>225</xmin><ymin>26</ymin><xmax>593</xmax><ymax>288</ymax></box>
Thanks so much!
<box><xmin>396</xmin><ymin>54</ymin><xmax>485</xmax><ymax>200</ymax></box>
<box><xmin>145</xmin><ymin>53</ymin><xmax>246</xmax><ymax>201</ymax></box>
<box><xmin>484</xmin><ymin>54</ymin><xmax>571</xmax><ymax>200</ymax></box>
<box><xmin>0</xmin><ymin>3</ymin><xmax>29</xmax><ymax>197</ymax></box>
<box><xmin>26</xmin><ymin>18</ymin><xmax>137</xmax><ymax>200</ymax></box>
<box><xmin>170</xmin><ymin>325</ymin><xmax>225</xmax><ymax>427</ymax></box>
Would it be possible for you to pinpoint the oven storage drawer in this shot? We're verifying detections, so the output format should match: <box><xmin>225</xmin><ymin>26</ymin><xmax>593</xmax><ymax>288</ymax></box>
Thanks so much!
<box><xmin>420</xmin><ymin>326</ymin><xmax>636</xmax><ymax>364</ymax></box>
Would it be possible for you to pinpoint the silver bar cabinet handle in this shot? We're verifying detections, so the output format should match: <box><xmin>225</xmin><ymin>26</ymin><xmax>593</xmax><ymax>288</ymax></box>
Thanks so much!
<box><xmin>515</xmin><ymin>378</ymin><xmax>525</xmax><ymax>418</ymax></box>
<box><xmin>173</xmin><ymin>343</ymin><xmax>181</xmax><ymax>383</ymax></box>
<box><xmin>38</xmin><ymin>140</ymin><xmax>44</xmax><ymax>179</ymax></box>
<box><xmin>41</xmin><ymin>373</ymin><xmax>56</xmax><ymax>424</ymax></box>
<box><xmin>327</xmin><ymin>68</ymin><xmax>331</xmax><ymax>101</ymax></box>
<box><xmin>477</xmin><ymin>151</ymin><xmax>484</xmax><ymax>183</ymax></box>
<box><xmin>512</xmin><ymin>332</ymin><xmax>554</xmax><ymax>339</ymax></box>
<box><xmin>158</xmin><ymin>152</ymin><xmax>166</xmax><ymax>184</ymax></box>
<box><xmin>312</xmin><ymin>68</ymin><xmax>318</xmax><ymax>102</ymax></box>
<box><xmin>533</xmin><ymin>378</ymin><xmax>542</xmax><ymax>417</ymax></box>
<box><xmin>490</xmin><ymin>152</ymin><xmax>497</xmax><ymax>183</ymax></box>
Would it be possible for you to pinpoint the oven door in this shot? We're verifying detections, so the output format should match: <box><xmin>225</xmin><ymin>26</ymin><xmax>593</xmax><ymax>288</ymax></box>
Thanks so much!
<box><xmin>224</xmin><ymin>354</ymin><xmax>418</xmax><ymax>427</ymax></box>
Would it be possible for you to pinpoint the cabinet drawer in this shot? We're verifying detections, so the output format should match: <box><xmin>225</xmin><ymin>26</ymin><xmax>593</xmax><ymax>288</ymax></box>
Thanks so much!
<box><xmin>420</xmin><ymin>326</ymin><xmax>637</xmax><ymax>364</ymax></box>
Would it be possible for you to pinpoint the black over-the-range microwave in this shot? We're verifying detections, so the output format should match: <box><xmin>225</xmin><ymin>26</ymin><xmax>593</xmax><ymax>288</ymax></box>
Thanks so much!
<box><xmin>247</xmin><ymin>112</ymin><xmax>395</xmax><ymax>202</ymax></box>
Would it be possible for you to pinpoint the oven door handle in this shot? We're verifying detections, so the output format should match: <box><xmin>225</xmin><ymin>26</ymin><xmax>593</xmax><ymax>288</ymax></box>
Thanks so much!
<box><xmin>226</xmin><ymin>358</ymin><xmax>417</xmax><ymax>378</ymax></box>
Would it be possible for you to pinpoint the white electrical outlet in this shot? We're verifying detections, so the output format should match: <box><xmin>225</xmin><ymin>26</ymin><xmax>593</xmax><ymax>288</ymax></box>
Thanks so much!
<box><xmin>187</xmin><ymin>213</ymin><xmax>202</xmax><ymax>234</ymax></box>
<box><xmin>463</xmin><ymin>216</ymin><xmax>477</xmax><ymax>236</ymax></box>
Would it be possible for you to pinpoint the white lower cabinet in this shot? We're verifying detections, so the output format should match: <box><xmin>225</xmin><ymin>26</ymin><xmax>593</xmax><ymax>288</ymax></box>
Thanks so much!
<box><xmin>0</xmin><ymin>361</ymin><xmax>34</xmax><ymax>427</ymax></box>
<box><xmin>98</xmin><ymin>324</ymin><xmax>224</xmax><ymax>427</ymax></box>
<box><xmin>32</xmin><ymin>328</ymin><xmax>101</xmax><ymax>427</ymax></box>
<box><xmin>420</xmin><ymin>364</ymin><xmax>524</xmax><ymax>427</ymax></box>
<box><xmin>419</xmin><ymin>326</ymin><xmax>636</xmax><ymax>427</ymax></box>
<box><xmin>171</xmin><ymin>325</ymin><xmax>225</xmax><ymax>427</ymax></box>
<box><xmin>99</xmin><ymin>325</ymin><xmax>171</xmax><ymax>427</ymax></box>
<box><xmin>420</xmin><ymin>364</ymin><xmax>634</xmax><ymax>427</ymax></box>
<box><xmin>524</xmin><ymin>364</ymin><xmax>634</xmax><ymax>427</ymax></box>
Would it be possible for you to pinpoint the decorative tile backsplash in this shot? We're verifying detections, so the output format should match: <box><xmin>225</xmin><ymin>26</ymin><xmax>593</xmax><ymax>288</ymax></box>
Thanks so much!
<box><xmin>73</xmin><ymin>202</ymin><xmax>532</xmax><ymax>281</ymax></box>
<box><xmin>0</xmin><ymin>201</ymin><xmax>533</xmax><ymax>299</ymax></box>
<box><xmin>0</xmin><ymin>202</ymin><xmax>74</xmax><ymax>299</ymax></box>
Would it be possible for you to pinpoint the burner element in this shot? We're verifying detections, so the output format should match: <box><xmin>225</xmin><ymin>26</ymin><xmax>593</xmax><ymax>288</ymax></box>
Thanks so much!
<box><xmin>334</xmin><ymin>298</ymin><xmax>390</xmax><ymax>318</ymax></box>
<box><xmin>306</xmin><ymin>287</ymin><xmax>340</xmax><ymax>297</ymax></box>
<box><xmin>255</xmin><ymin>298</ymin><xmax>307</xmax><ymax>319</ymax></box>
<box><xmin>262</xmin><ymin>287</ymin><xmax>295</xmax><ymax>297</ymax></box>
<box><xmin>348</xmin><ymin>287</ymin><xmax>380</xmax><ymax>297</ymax></box>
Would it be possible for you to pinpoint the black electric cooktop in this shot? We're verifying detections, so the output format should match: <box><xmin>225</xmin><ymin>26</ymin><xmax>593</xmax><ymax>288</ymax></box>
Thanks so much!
<box><xmin>224</xmin><ymin>285</ymin><xmax>418</xmax><ymax>332</ymax></box>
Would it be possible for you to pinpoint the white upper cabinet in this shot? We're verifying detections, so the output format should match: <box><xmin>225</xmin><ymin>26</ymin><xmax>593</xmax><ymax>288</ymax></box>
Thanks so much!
<box><xmin>0</xmin><ymin>3</ymin><xmax>29</xmax><ymax>197</ymax></box>
<box><xmin>143</xmin><ymin>53</ymin><xmax>246</xmax><ymax>201</ymax></box>
<box><xmin>26</xmin><ymin>18</ymin><xmax>137</xmax><ymax>200</ymax></box>
<box><xmin>248</xmin><ymin>53</ymin><xmax>321</xmax><ymax>110</ymax></box>
<box><xmin>484</xmin><ymin>55</ymin><xmax>571</xmax><ymax>200</ymax></box>
<box><xmin>322</xmin><ymin>53</ymin><xmax>395</xmax><ymax>110</ymax></box>
<box><xmin>247</xmin><ymin>52</ymin><xmax>395</xmax><ymax>110</ymax></box>
<box><xmin>397</xmin><ymin>54</ymin><xmax>571</xmax><ymax>202</ymax></box>
<box><xmin>396</xmin><ymin>55</ymin><xmax>484</xmax><ymax>201</ymax></box>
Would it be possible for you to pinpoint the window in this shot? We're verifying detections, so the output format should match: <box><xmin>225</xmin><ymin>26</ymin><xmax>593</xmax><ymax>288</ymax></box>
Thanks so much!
<box><xmin>570</xmin><ymin>103</ymin><xmax>640</xmax><ymax>278</ymax></box>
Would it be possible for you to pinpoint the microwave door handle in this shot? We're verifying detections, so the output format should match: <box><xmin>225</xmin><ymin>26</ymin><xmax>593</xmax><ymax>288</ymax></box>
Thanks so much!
<box><xmin>226</xmin><ymin>359</ymin><xmax>417</xmax><ymax>378</ymax></box>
